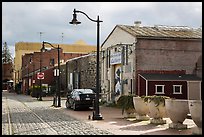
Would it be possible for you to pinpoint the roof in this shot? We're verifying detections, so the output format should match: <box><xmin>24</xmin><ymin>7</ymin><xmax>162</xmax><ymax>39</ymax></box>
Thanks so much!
<box><xmin>15</xmin><ymin>41</ymin><xmax>96</xmax><ymax>53</ymax></box>
<box><xmin>66</xmin><ymin>53</ymin><xmax>96</xmax><ymax>62</ymax></box>
<box><xmin>118</xmin><ymin>25</ymin><xmax>202</xmax><ymax>39</ymax></box>
<box><xmin>139</xmin><ymin>73</ymin><xmax>202</xmax><ymax>81</ymax></box>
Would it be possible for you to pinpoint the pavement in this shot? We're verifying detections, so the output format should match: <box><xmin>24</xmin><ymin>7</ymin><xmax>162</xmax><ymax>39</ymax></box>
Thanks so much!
<box><xmin>2</xmin><ymin>91</ymin><xmax>200</xmax><ymax>135</ymax></box>
<box><xmin>2</xmin><ymin>92</ymin><xmax>112</xmax><ymax>135</ymax></box>
<box><xmin>43</xmin><ymin>95</ymin><xmax>199</xmax><ymax>135</ymax></box>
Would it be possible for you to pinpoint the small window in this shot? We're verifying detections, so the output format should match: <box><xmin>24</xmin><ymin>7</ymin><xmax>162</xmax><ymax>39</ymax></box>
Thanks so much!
<box><xmin>50</xmin><ymin>59</ymin><xmax>54</xmax><ymax>66</ymax></box>
<box><xmin>173</xmin><ymin>85</ymin><xmax>182</xmax><ymax>94</ymax></box>
<box><xmin>155</xmin><ymin>85</ymin><xmax>165</xmax><ymax>94</ymax></box>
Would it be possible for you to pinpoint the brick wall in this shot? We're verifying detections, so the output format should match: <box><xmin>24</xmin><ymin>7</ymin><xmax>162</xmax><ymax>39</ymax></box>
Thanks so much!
<box><xmin>21</xmin><ymin>48</ymin><xmax>87</xmax><ymax>94</ymax></box>
<box><xmin>135</xmin><ymin>39</ymin><xmax>202</xmax><ymax>95</ymax></box>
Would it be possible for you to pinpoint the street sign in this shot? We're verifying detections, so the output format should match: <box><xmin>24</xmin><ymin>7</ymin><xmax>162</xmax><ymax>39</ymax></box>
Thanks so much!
<box><xmin>54</xmin><ymin>69</ymin><xmax>59</xmax><ymax>76</ymax></box>
<box><xmin>37</xmin><ymin>72</ymin><xmax>44</xmax><ymax>79</ymax></box>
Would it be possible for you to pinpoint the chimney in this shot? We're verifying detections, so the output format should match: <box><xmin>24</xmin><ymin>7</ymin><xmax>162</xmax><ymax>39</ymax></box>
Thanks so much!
<box><xmin>134</xmin><ymin>21</ymin><xmax>141</xmax><ymax>27</ymax></box>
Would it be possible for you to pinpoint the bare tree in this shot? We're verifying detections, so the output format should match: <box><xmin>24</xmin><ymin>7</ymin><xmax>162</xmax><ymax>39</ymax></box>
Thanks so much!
<box><xmin>2</xmin><ymin>42</ymin><xmax>13</xmax><ymax>64</ymax></box>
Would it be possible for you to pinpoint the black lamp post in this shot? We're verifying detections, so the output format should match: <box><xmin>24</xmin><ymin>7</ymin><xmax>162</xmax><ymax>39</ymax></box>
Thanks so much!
<box><xmin>27</xmin><ymin>64</ymin><xmax>29</xmax><ymax>94</ymax></box>
<box><xmin>41</xmin><ymin>41</ymin><xmax>61</xmax><ymax>107</ymax></box>
<box><xmin>70</xmin><ymin>9</ymin><xmax>103</xmax><ymax>120</ymax></box>
<box><xmin>30</xmin><ymin>57</ymin><xmax>35</xmax><ymax>98</ymax></box>
<box><xmin>39</xmin><ymin>47</ymin><xmax>43</xmax><ymax>101</ymax></box>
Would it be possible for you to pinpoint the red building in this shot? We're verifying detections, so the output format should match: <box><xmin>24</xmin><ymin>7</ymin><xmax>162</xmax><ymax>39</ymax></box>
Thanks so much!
<box><xmin>138</xmin><ymin>71</ymin><xmax>202</xmax><ymax>99</ymax></box>
<box><xmin>21</xmin><ymin>48</ymin><xmax>86</xmax><ymax>94</ymax></box>
<box><xmin>2</xmin><ymin>62</ymin><xmax>14</xmax><ymax>90</ymax></box>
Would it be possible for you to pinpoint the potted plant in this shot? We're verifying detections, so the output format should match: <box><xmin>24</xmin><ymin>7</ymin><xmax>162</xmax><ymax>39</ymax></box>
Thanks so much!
<box><xmin>116</xmin><ymin>94</ymin><xmax>136</xmax><ymax>118</ymax></box>
<box><xmin>133</xmin><ymin>96</ymin><xmax>150</xmax><ymax>121</ymax></box>
<box><xmin>142</xmin><ymin>95</ymin><xmax>169</xmax><ymax>124</ymax></box>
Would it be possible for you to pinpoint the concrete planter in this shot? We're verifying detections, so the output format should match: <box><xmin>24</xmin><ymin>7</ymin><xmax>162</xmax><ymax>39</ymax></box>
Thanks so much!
<box><xmin>124</xmin><ymin>108</ymin><xmax>137</xmax><ymax>118</ymax></box>
<box><xmin>133</xmin><ymin>97</ymin><xmax>150</xmax><ymax>121</ymax></box>
<box><xmin>189</xmin><ymin>100</ymin><xmax>202</xmax><ymax>135</ymax></box>
<box><xmin>165</xmin><ymin>99</ymin><xmax>189</xmax><ymax>129</ymax></box>
<box><xmin>147</xmin><ymin>99</ymin><xmax>167</xmax><ymax>124</ymax></box>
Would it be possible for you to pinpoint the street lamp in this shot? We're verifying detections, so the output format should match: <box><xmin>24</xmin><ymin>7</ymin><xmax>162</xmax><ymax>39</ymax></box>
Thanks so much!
<box><xmin>38</xmin><ymin>47</ymin><xmax>43</xmax><ymax>101</ymax></box>
<box><xmin>26</xmin><ymin>64</ymin><xmax>29</xmax><ymax>95</ymax></box>
<box><xmin>29</xmin><ymin>57</ymin><xmax>35</xmax><ymax>98</ymax></box>
<box><xmin>41</xmin><ymin>41</ymin><xmax>61</xmax><ymax>107</ymax></box>
<box><xmin>70</xmin><ymin>9</ymin><xmax>103</xmax><ymax>120</ymax></box>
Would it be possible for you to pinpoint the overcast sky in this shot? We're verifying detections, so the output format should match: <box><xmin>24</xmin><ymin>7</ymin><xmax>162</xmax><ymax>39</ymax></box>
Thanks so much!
<box><xmin>2</xmin><ymin>2</ymin><xmax>202</xmax><ymax>58</ymax></box>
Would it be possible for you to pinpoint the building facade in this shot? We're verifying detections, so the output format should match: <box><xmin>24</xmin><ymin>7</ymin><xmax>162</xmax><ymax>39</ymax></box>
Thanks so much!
<box><xmin>14</xmin><ymin>40</ymin><xmax>96</xmax><ymax>87</ymax></box>
<box><xmin>21</xmin><ymin>48</ymin><xmax>87</xmax><ymax>94</ymax></box>
<box><xmin>64</xmin><ymin>53</ymin><xmax>98</xmax><ymax>92</ymax></box>
<box><xmin>101</xmin><ymin>22</ymin><xmax>202</xmax><ymax>102</ymax></box>
<box><xmin>2</xmin><ymin>62</ymin><xmax>14</xmax><ymax>90</ymax></box>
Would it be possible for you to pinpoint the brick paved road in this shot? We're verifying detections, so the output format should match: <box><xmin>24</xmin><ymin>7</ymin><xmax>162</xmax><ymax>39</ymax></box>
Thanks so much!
<box><xmin>2</xmin><ymin>92</ymin><xmax>113</xmax><ymax>135</ymax></box>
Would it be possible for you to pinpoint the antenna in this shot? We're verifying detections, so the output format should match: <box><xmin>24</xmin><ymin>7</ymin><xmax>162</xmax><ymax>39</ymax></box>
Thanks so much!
<box><xmin>37</xmin><ymin>32</ymin><xmax>44</xmax><ymax>42</ymax></box>
<box><xmin>61</xmin><ymin>32</ymin><xmax>64</xmax><ymax>43</ymax></box>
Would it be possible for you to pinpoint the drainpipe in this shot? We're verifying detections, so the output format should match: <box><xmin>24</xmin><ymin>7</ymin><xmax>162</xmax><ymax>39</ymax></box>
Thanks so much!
<box><xmin>121</xmin><ymin>45</ymin><xmax>125</xmax><ymax>95</ymax></box>
<box><xmin>134</xmin><ymin>37</ymin><xmax>138</xmax><ymax>95</ymax></box>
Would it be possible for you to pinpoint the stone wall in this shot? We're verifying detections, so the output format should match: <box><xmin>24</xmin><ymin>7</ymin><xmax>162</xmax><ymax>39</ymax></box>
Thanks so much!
<box><xmin>66</xmin><ymin>54</ymin><xmax>100</xmax><ymax>91</ymax></box>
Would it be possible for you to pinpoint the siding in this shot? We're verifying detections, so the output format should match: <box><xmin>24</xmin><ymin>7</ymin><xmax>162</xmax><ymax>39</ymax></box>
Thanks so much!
<box><xmin>148</xmin><ymin>81</ymin><xmax>187</xmax><ymax>99</ymax></box>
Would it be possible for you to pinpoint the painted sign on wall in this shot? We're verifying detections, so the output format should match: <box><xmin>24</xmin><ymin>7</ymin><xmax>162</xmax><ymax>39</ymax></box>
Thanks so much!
<box><xmin>115</xmin><ymin>64</ymin><xmax>121</xmax><ymax>96</ymax></box>
<box><xmin>110</xmin><ymin>52</ymin><xmax>121</xmax><ymax>65</ymax></box>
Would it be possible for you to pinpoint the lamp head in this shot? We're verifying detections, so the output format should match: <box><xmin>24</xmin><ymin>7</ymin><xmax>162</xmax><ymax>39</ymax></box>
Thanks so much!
<box><xmin>69</xmin><ymin>9</ymin><xmax>81</xmax><ymax>25</ymax></box>
<box><xmin>41</xmin><ymin>42</ymin><xmax>47</xmax><ymax>52</ymax></box>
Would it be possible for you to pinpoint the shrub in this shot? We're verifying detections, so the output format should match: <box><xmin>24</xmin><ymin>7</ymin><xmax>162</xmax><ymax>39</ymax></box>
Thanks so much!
<box><xmin>141</xmin><ymin>95</ymin><xmax>170</xmax><ymax>107</ymax></box>
<box><xmin>116</xmin><ymin>94</ymin><xmax>135</xmax><ymax>115</ymax></box>
<box><xmin>30</xmin><ymin>86</ymin><xmax>46</xmax><ymax>97</ymax></box>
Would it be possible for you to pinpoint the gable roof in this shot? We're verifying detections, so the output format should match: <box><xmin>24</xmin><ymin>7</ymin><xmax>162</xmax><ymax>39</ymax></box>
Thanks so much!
<box><xmin>101</xmin><ymin>24</ymin><xmax>202</xmax><ymax>47</ymax></box>
<box><xmin>118</xmin><ymin>25</ymin><xmax>202</xmax><ymax>39</ymax></box>
<box><xmin>139</xmin><ymin>73</ymin><xmax>202</xmax><ymax>81</ymax></box>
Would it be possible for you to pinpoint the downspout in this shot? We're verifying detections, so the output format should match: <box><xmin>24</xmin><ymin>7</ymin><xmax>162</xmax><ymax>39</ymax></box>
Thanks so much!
<box><xmin>134</xmin><ymin>37</ymin><xmax>138</xmax><ymax>95</ymax></box>
<box><xmin>121</xmin><ymin>45</ymin><xmax>124</xmax><ymax>95</ymax></box>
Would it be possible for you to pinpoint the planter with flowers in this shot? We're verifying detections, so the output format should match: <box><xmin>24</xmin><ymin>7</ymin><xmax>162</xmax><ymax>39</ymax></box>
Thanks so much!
<box><xmin>133</xmin><ymin>96</ymin><xmax>150</xmax><ymax>121</ymax></box>
<box><xmin>142</xmin><ymin>95</ymin><xmax>169</xmax><ymax>124</ymax></box>
<box><xmin>116</xmin><ymin>94</ymin><xmax>136</xmax><ymax>118</ymax></box>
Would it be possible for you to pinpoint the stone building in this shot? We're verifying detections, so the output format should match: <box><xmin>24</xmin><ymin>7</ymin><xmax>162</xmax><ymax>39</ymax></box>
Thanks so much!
<box><xmin>101</xmin><ymin>21</ymin><xmax>202</xmax><ymax>102</ymax></box>
<box><xmin>61</xmin><ymin>53</ymin><xmax>98</xmax><ymax>93</ymax></box>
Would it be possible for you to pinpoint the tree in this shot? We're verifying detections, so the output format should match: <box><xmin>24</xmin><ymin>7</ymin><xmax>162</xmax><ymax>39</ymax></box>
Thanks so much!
<box><xmin>2</xmin><ymin>42</ymin><xmax>13</xmax><ymax>64</ymax></box>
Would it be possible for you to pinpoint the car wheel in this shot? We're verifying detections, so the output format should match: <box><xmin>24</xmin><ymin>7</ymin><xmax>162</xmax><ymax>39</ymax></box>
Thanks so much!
<box><xmin>65</xmin><ymin>100</ymin><xmax>71</xmax><ymax>108</ymax></box>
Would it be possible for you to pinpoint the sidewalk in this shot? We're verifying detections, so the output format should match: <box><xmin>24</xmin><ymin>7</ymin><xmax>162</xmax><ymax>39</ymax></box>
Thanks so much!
<box><xmin>3</xmin><ymin>92</ymin><xmax>198</xmax><ymax>135</ymax></box>
<box><xmin>59</xmin><ymin>101</ymin><xmax>197</xmax><ymax>135</ymax></box>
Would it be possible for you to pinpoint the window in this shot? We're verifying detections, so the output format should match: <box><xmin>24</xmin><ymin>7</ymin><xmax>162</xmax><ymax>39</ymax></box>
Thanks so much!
<box><xmin>125</xmin><ymin>45</ymin><xmax>128</xmax><ymax>65</ymax></box>
<box><xmin>50</xmin><ymin>59</ymin><xmax>54</xmax><ymax>66</ymax></box>
<box><xmin>155</xmin><ymin>85</ymin><xmax>165</xmax><ymax>94</ymax></box>
<box><xmin>173</xmin><ymin>85</ymin><xmax>182</xmax><ymax>94</ymax></box>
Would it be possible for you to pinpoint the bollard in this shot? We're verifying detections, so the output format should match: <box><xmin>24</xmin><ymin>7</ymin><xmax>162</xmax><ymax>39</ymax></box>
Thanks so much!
<box><xmin>53</xmin><ymin>96</ymin><xmax>57</xmax><ymax>107</ymax></box>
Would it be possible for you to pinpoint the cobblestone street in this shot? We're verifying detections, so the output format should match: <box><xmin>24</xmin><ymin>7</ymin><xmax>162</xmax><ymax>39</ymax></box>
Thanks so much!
<box><xmin>2</xmin><ymin>92</ymin><xmax>112</xmax><ymax>135</ymax></box>
<box><xmin>2</xmin><ymin>91</ymin><xmax>199</xmax><ymax>135</ymax></box>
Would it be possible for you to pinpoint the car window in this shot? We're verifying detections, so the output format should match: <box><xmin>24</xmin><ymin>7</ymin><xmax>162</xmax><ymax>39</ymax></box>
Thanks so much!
<box><xmin>77</xmin><ymin>89</ymin><xmax>94</xmax><ymax>94</ymax></box>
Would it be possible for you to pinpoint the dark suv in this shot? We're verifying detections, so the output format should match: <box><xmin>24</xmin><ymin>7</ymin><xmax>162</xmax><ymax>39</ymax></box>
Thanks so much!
<box><xmin>65</xmin><ymin>89</ymin><xmax>95</xmax><ymax>110</ymax></box>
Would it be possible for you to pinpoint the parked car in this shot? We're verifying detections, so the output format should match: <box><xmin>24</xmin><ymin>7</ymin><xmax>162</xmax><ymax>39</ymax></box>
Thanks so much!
<box><xmin>65</xmin><ymin>89</ymin><xmax>96</xmax><ymax>110</ymax></box>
